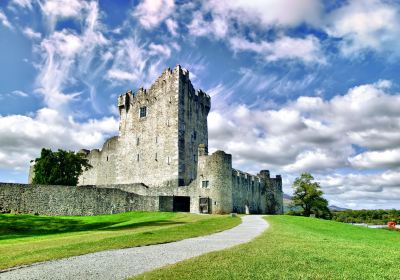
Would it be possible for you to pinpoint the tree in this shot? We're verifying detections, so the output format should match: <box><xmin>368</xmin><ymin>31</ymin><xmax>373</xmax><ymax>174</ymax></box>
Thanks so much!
<box><xmin>32</xmin><ymin>148</ymin><xmax>92</xmax><ymax>186</ymax></box>
<box><xmin>292</xmin><ymin>173</ymin><xmax>331</xmax><ymax>219</ymax></box>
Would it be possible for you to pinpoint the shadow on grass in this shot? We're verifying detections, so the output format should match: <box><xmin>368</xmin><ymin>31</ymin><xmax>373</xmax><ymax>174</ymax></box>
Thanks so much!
<box><xmin>0</xmin><ymin>214</ymin><xmax>186</xmax><ymax>240</ymax></box>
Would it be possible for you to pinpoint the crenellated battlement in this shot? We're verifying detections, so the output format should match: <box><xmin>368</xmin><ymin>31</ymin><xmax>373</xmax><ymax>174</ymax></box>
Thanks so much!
<box><xmin>117</xmin><ymin>65</ymin><xmax>210</xmax><ymax>117</ymax></box>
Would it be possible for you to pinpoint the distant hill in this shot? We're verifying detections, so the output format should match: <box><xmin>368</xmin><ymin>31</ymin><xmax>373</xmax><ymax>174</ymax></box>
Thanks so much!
<box><xmin>329</xmin><ymin>205</ymin><xmax>349</xmax><ymax>211</ymax></box>
<box><xmin>283</xmin><ymin>193</ymin><xmax>292</xmax><ymax>199</ymax></box>
<box><xmin>282</xmin><ymin>193</ymin><xmax>349</xmax><ymax>213</ymax></box>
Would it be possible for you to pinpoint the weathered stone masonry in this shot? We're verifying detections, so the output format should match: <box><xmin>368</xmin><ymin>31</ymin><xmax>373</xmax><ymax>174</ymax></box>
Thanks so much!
<box><xmin>19</xmin><ymin>65</ymin><xmax>283</xmax><ymax>215</ymax></box>
<box><xmin>0</xmin><ymin>183</ymin><xmax>158</xmax><ymax>216</ymax></box>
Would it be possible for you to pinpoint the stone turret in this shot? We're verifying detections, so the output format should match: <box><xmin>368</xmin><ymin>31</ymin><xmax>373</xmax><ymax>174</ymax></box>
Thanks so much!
<box><xmin>258</xmin><ymin>170</ymin><xmax>283</xmax><ymax>214</ymax></box>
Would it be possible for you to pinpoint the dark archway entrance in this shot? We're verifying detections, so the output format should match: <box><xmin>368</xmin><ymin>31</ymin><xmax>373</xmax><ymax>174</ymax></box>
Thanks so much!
<box><xmin>173</xmin><ymin>196</ymin><xmax>190</xmax><ymax>212</ymax></box>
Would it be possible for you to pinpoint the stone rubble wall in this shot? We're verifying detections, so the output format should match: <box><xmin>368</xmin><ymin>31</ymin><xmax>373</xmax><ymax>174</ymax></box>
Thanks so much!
<box><xmin>232</xmin><ymin>170</ymin><xmax>266</xmax><ymax>214</ymax></box>
<box><xmin>0</xmin><ymin>183</ymin><xmax>158</xmax><ymax>216</ymax></box>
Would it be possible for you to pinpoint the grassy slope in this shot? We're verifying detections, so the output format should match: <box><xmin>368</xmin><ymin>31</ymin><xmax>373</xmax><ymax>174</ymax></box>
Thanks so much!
<box><xmin>0</xmin><ymin>212</ymin><xmax>240</xmax><ymax>270</ymax></box>
<box><xmin>134</xmin><ymin>215</ymin><xmax>400</xmax><ymax>280</ymax></box>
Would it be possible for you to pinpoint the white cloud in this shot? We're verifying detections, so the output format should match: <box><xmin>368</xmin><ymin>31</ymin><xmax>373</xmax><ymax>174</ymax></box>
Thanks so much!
<box><xmin>133</xmin><ymin>0</ymin><xmax>175</xmax><ymax>29</ymax></box>
<box><xmin>198</xmin><ymin>0</ymin><xmax>321</xmax><ymax>31</ymax></box>
<box><xmin>106</xmin><ymin>37</ymin><xmax>171</xmax><ymax>88</ymax></box>
<box><xmin>326</xmin><ymin>0</ymin><xmax>400</xmax><ymax>56</ymax></box>
<box><xmin>40</xmin><ymin>0</ymin><xmax>89</xmax><ymax>29</ymax></box>
<box><xmin>106</xmin><ymin>37</ymin><xmax>147</xmax><ymax>84</ymax></box>
<box><xmin>229</xmin><ymin>35</ymin><xmax>324</xmax><ymax>64</ymax></box>
<box><xmin>22</xmin><ymin>27</ymin><xmax>42</xmax><ymax>39</ymax></box>
<box><xmin>10</xmin><ymin>0</ymin><xmax>33</xmax><ymax>10</ymax></box>
<box><xmin>36</xmin><ymin>30</ymin><xmax>84</xmax><ymax>108</ymax></box>
<box><xmin>12</xmin><ymin>90</ymin><xmax>29</xmax><ymax>97</ymax></box>
<box><xmin>148</xmin><ymin>43</ymin><xmax>172</xmax><ymax>58</ymax></box>
<box><xmin>349</xmin><ymin>149</ymin><xmax>400</xmax><ymax>169</ymax></box>
<box><xmin>107</xmin><ymin>69</ymin><xmax>137</xmax><ymax>82</ymax></box>
<box><xmin>165</xmin><ymin>19</ymin><xmax>178</xmax><ymax>36</ymax></box>
<box><xmin>0</xmin><ymin>10</ymin><xmax>12</xmax><ymax>29</ymax></box>
<box><xmin>35</xmin><ymin>1</ymin><xmax>108</xmax><ymax>111</ymax></box>
<box><xmin>0</xmin><ymin>108</ymin><xmax>118</xmax><ymax>170</ymax></box>
<box><xmin>184</xmin><ymin>0</ymin><xmax>324</xmax><ymax>64</ymax></box>
<box><xmin>319</xmin><ymin>170</ymin><xmax>400</xmax><ymax>209</ymax></box>
<box><xmin>188</xmin><ymin>11</ymin><xmax>228</xmax><ymax>39</ymax></box>
<box><xmin>283</xmin><ymin>150</ymin><xmax>344</xmax><ymax>173</ymax></box>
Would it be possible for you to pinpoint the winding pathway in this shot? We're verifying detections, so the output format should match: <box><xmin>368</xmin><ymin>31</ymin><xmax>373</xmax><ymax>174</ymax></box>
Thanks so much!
<box><xmin>0</xmin><ymin>215</ymin><xmax>268</xmax><ymax>280</ymax></box>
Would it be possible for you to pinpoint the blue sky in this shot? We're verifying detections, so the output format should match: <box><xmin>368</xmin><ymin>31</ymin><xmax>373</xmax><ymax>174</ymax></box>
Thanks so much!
<box><xmin>1</xmin><ymin>0</ymin><xmax>400</xmax><ymax>209</ymax></box>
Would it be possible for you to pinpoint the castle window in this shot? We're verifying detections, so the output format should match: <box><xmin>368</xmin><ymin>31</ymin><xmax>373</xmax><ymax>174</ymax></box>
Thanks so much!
<box><xmin>201</xmin><ymin>180</ymin><xmax>209</xmax><ymax>188</ymax></box>
<box><xmin>193</xmin><ymin>154</ymin><xmax>196</xmax><ymax>162</ymax></box>
<box><xmin>193</xmin><ymin>131</ymin><xmax>197</xmax><ymax>140</ymax></box>
<box><xmin>137</xmin><ymin>154</ymin><xmax>140</xmax><ymax>162</ymax></box>
<box><xmin>139</xmin><ymin>106</ymin><xmax>147</xmax><ymax>118</ymax></box>
<box><xmin>155</xmin><ymin>153</ymin><xmax>158</xmax><ymax>161</ymax></box>
<box><xmin>137</xmin><ymin>137</ymin><xmax>140</xmax><ymax>145</ymax></box>
<box><xmin>106</xmin><ymin>156</ymin><xmax>108</xmax><ymax>161</ymax></box>
<box><xmin>167</xmin><ymin>156</ymin><xmax>170</xmax><ymax>165</ymax></box>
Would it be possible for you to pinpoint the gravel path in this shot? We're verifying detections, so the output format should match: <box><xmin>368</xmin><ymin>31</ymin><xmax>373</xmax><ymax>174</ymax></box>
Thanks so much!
<box><xmin>0</xmin><ymin>215</ymin><xmax>268</xmax><ymax>280</ymax></box>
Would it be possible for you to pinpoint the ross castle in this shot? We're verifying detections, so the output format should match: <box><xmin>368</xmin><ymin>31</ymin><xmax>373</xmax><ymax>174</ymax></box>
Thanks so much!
<box><xmin>11</xmin><ymin>65</ymin><xmax>282</xmax><ymax>216</ymax></box>
<box><xmin>75</xmin><ymin>65</ymin><xmax>283</xmax><ymax>214</ymax></box>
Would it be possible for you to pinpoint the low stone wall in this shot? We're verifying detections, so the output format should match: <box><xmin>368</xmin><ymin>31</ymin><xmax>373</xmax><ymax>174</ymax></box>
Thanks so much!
<box><xmin>0</xmin><ymin>183</ymin><xmax>158</xmax><ymax>216</ymax></box>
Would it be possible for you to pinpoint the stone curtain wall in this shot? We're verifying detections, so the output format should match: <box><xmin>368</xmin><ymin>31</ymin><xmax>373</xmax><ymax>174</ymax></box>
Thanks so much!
<box><xmin>231</xmin><ymin>170</ymin><xmax>266</xmax><ymax>214</ymax></box>
<box><xmin>0</xmin><ymin>183</ymin><xmax>158</xmax><ymax>216</ymax></box>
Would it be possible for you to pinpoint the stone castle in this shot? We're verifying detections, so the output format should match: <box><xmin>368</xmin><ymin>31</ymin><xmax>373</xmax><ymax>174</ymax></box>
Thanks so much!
<box><xmin>75</xmin><ymin>65</ymin><xmax>283</xmax><ymax>214</ymax></box>
<box><xmin>12</xmin><ymin>65</ymin><xmax>282</xmax><ymax>216</ymax></box>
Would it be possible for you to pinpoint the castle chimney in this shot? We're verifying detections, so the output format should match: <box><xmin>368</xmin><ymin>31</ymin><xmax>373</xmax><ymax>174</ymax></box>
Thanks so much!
<box><xmin>198</xmin><ymin>144</ymin><xmax>208</xmax><ymax>156</ymax></box>
<box><xmin>258</xmin><ymin>170</ymin><xmax>270</xmax><ymax>179</ymax></box>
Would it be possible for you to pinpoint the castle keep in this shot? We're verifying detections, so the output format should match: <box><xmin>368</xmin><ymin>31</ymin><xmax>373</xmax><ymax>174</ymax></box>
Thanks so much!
<box><xmin>10</xmin><ymin>65</ymin><xmax>282</xmax><ymax>216</ymax></box>
<box><xmin>76</xmin><ymin>65</ymin><xmax>283</xmax><ymax>214</ymax></box>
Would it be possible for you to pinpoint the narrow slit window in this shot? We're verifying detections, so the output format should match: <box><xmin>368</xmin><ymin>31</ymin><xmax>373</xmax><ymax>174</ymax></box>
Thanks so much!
<box><xmin>167</xmin><ymin>156</ymin><xmax>170</xmax><ymax>165</ymax></box>
<box><xmin>139</xmin><ymin>106</ymin><xmax>147</xmax><ymax>118</ymax></box>
<box><xmin>155</xmin><ymin>153</ymin><xmax>158</xmax><ymax>161</ymax></box>
<box><xmin>137</xmin><ymin>137</ymin><xmax>140</xmax><ymax>145</ymax></box>
<box><xmin>137</xmin><ymin>154</ymin><xmax>140</xmax><ymax>162</ymax></box>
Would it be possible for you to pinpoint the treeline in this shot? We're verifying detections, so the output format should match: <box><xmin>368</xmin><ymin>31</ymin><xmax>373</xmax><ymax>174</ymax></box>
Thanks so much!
<box><xmin>332</xmin><ymin>209</ymin><xmax>400</xmax><ymax>224</ymax></box>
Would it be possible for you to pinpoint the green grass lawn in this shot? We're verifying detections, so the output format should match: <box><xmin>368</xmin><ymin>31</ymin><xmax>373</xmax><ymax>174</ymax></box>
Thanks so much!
<box><xmin>0</xmin><ymin>211</ymin><xmax>240</xmax><ymax>270</ymax></box>
<box><xmin>134</xmin><ymin>215</ymin><xmax>400</xmax><ymax>280</ymax></box>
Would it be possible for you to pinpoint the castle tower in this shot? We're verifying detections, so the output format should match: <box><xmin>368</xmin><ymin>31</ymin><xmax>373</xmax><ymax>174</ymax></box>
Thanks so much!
<box><xmin>115</xmin><ymin>65</ymin><xmax>210</xmax><ymax>187</ymax></box>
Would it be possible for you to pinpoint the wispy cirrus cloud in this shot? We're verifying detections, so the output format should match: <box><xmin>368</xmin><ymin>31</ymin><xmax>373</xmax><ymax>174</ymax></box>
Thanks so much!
<box><xmin>22</xmin><ymin>27</ymin><xmax>42</xmax><ymax>40</ymax></box>
<box><xmin>0</xmin><ymin>10</ymin><xmax>13</xmax><ymax>29</ymax></box>
<box><xmin>9</xmin><ymin>0</ymin><xmax>33</xmax><ymax>10</ymax></box>
<box><xmin>34</xmin><ymin>1</ymin><xmax>108</xmax><ymax>111</ymax></box>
